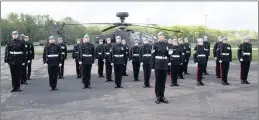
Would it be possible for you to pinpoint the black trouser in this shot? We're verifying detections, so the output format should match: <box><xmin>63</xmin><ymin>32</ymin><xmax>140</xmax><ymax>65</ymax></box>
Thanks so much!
<box><xmin>123</xmin><ymin>61</ymin><xmax>128</xmax><ymax>75</ymax></box>
<box><xmin>132</xmin><ymin>61</ymin><xmax>140</xmax><ymax>80</ymax></box>
<box><xmin>155</xmin><ymin>69</ymin><xmax>167</xmax><ymax>98</ymax></box>
<box><xmin>58</xmin><ymin>59</ymin><xmax>65</xmax><ymax>77</ymax></box>
<box><xmin>220</xmin><ymin>62</ymin><xmax>229</xmax><ymax>82</ymax></box>
<box><xmin>143</xmin><ymin>63</ymin><xmax>151</xmax><ymax>86</ymax></box>
<box><xmin>105</xmin><ymin>60</ymin><xmax>112</xmax><ymax>81</ymax></box>
<box><xmin>98</xmin><ymin>59</ymin><xmax>104</xmax><ymax>76</ymax></box>
<box><xmin>75</xmin><ymin>59</ymin><xmax>81</xmax><ymax>77</ymax></box>
<box><xmin>215</xmin><ymin>60</ymin><xmax>220</xmax><ymax>77</ymax></box>
<box><xmin>21</xmin><ymin>63</ymin><xmax>27</xmax><ymax>84</ymax></box>
<box><xmin>27</xmin><ymin>60</ymin><xmax>32</xmax><ymax>79</ymax></box>
<box><xmin>170</xmin><ymin>65</ymin><xmax>181</xmax><ymax>84</ymax></box>
<box><xmin>196</xmin><ymin>64</ymin><xmax>205</xmax><ymax>82</ymax></box>
<box><xmin>114</xmin><ymin>64</ymin><xmax>124</xmax><ymax>87</ymax></box>
<box><xmin>82</xmin><ymin>64</ymin><xmax>92</xmax><ymax>87</ymax></box>
<box><xmin>10</xmin><ymin>64</ymin><xmax>22</xmax><ymax>90</ymax></box>
<box><xmin>48</xmin><ymin>65</ymin><xmax>59</xmax><ymax>89</ymax></box>
<box><xmin>204</xmin><ymin>56</ymin><xmax>209</xmax><ymax>73</ymax></box>
<box><xmin>240</xmin><ymin>62</ymin><xmax>250</xmax><ymax>81</ymax></box>
<box><xmin>183</xmin><ymin>57</ymin><xmax>190</xmax><ymax>73</ymax></box>
<box><xmin>179</xmin><ymin>64</ymin><xmax>184</xmax><ymax>78</ymax></box>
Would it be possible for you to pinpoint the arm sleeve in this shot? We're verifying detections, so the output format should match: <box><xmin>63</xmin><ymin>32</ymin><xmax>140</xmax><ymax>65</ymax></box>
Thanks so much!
<box><xmin>230</xmin><ymin>46</ymin><xmax>232</xmax><ymax>62</ymax></box>
<box><xmin>250</xmin><ymin>44</ymin><xmax>252</xmax><ymax>61</ymax></box>
<box><xmin>43</xmin><ymin>45</ymin><xmax>47</xmax><ymax>64</ymax></box>
<box><xmin>129</xmin><ymin>47</ymin><xmax>132</xmax><ymax>61</ymax></box>
<box><xmin>213</xmin><ymin>43</ymin><xmax>217</xmax><ymax>58</ymax></box>
<box><xmin>21</xmin><ymin>43</ymin><xmax>26</xmax><ymax>63</ymax></box>
<box><xmin>237</xmin><ymin>44</ymin><xmax>242</xmax><ymax>60</ymax></box>
<box><xmin>4</xmin><ymin>43</ymin><xmax>9</xmax><ymax>63</ymax></box>
<box><xmin>193</xmin><ymin>46</ymin><xmax>197</xmax><ymax>63</ymax></box>
<box><xmin>92</xmin><ymin>45</ymin><xmax>95</xmax><ymax>63</ymax></box>
<box><xmin>65</xmin><ymin>45</ymin><xmax>67</xmax><ymax>59</ymax></box>
<box><xmin>58</xmin><ymin>46</ymin><xmax>62</xmax><ymax>63</ymax></box>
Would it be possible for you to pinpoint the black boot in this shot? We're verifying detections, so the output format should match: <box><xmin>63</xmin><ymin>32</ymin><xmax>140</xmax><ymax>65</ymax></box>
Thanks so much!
<box><xmin>200</xmin><ymin>81</ymin><xmax>205</xmax><ymax>86</ymax></box>
<box><xmin>241</xmin><ymin>80</ymin><xmax>246</xmax><ymax>84</ymax></box>
<box><xmin>244</xmin><ymin>80</ymin><xmax>250</xmax><ymax>84</ymax></box>
<box><xmin>197</xmin><ymin>81</ymin><xmax>202</xmax><ymax>86</ymax></box>
<box><xmin>10</xmin><ymin>88</ymin><xmax>16</xmax><ymax>92</ymax></box>
<box><xmin>221</xmin><ymin>81</ymin><xmax>227</xmax><ymax>85</ymax></box>
<box><xmin>155</xmin><ymin>97</ymin><xmax>161</xmax><ymax>104</ymax></box>
<box><xmin>160</xmin><ymin>97</ymin><xmax>169</xmax><ymax>103</ymax></box>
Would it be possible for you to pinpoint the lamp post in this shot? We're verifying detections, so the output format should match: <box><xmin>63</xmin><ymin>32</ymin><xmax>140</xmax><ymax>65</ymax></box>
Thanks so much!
<box><xmin>204</xmin><ymin>14</ymin><xmax>208</xmax><ymax>36</ymax></box>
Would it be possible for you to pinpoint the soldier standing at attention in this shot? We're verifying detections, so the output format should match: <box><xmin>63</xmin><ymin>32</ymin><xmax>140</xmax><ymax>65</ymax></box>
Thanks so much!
<box><xmin>43</xmin><ymin>36</ymin><xmax>62</xmax><ymax>91</ymax></box>
<box><xmin>57</xmin><ymin>38</ymin><xmax>67</xmax><ymax>79</ymax></box>
<box><xmin>238</xmin><ymin>36</ymin><xmax>252</xmax><ymax>84</ymax></box>
<box><xmin>122</xmin><ymin>39</ymin><xmax>129</xmax><ymax>76</ymax></box>
<box><xmin>4</xmin><ymin>31</ymin><xmax>26</xmax><ymax>92</ymax></box>
<box><xmin>152</xmin><ymin>31</ymin><xmax>169</xmax><ymax>104</ymax></box>
<box><xmin>218</xmin><ymin>37</ymin><xmax>232</xmax><ymax>85</ymax></box>
<box><xmin>78</xmin><ymin>34</ymin><xmax>95</xmax><ymax>89</ymax></box>
<box><xmin>25</xmin><ymin>36</ymin><xmax>34</xmax><ymax>80</ymax></box>
<box><xmin>96</xmin><ymin>39</ymin><xmax>105</xmax><ymax>77</ymax></box>
<box><xmin>178</xmin><ymin>38</ymin><xmax>186</xmax><ymax>79</ymax></box>
<box><xmin>140</xmin><ymin>39</ymin><xmax>153</xmax><ymax>88</ymax></box>
<box><xmin>103</xmin><ymin>38</ymin><xmax>113</xmax><ymax>82</ymax></box>
<box><xmin>183</xmin><ymin>37</ymin><xmax>191</xmax><ymax>75</ymax></box>
<box><xmin>111</xmin><ymin>36</ymin><xmax>127</xmax><ymax>88</ymax></box>
<box><xmin>20</xmin><ymin>34</ymin><xmax>29</xmax><ymax>85</ymax></box>
<box><xmin>72</xmin><ymin>39</ymin><xmax>82</xmax><ymax>78</ymax></box>
<box><xmin>203</xmin><ymin>36</ymin><xmax>210</xmax><ymax>75</ymax></box>
<box><xmin>129</xmin><ymin>40</ymin><xmax>141</xmax><ymax>81</ymax></box>
<box><xmin>193</xmin><ymin>38</ymin><xmax>207</xmax><ymax>86</ymax></box>
<box><xmin>167</xmin><ymin>39</ymin><xmax>173</xmax><ymax>75</ymax></box>
<box><xmin>213</xmin><ymin>36</ymin><xmax>223</xmax><ymax>78</ymax></box>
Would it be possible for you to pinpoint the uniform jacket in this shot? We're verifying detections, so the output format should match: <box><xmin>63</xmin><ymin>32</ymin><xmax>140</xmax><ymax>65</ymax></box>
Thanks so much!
<box><xmin>95</xmin><ymin>44</ymin><xmax>104</xmax><ymax>59</ymax></box>
<box><xmin>218</xmin><ymin>43</ymin><xmax>232</xmax><ymax>62</ymax></box>
<box><xmin>111</xmin><ymin>43</ymin><xmax>127</xmax><ymax>65</ymax></box>
<box><xmin>183</xmin><ymin>43</ymin><xmax>191</xmax><ymax>58</ymax></box>
<box><xmin>213</xmin><ymin>42</ymin><xmax>222</xmax><ymax>59</ymax></box>
<box><xmin>237</xmin><ymin>43</ymin><xmax>252</xmax><ymax>62</ymax></box>
<box><xmin>59</xmin><ymin>43</ymin><xmax>67</xmax><ymax>60</ymax></box>
<box><xmin>193</xmin><ymin>45</ymin><xmax>207</xmax><ymax>64</ymax></box>
<box><xmin>78</xmin><ymin>42</ymin><xmax>95</xmax><ymax>64</ymax></box>
<box><xmin>169</xmin><ymin>45</ymin><xmax>184</xmax><ymax>65</ymax></box>
<box><xmin>129</xmin><ymin>45</ymin><xmax>141</xmax><ymax>62</ymax></box>
<box><xmin>43</xmin><ymin>43</ymin><xmax>62</xmax><ymax>66</ymax></box>
<box><xmin>203</xmin><ymin>41</ymin><xmax>210</xmax><ymax>56</ymax></box>
<box><xmin>140</xmin><ymin>44</ymin><xmax>153</xmax><ymax>64</ymax></box>
<box><xmin>104</xmin><ymin>43</ymin><xmax>113</xmax><ymax>61</ymax></box>
<box><xmin>4</xmin><ymin>39</ymin><xmax>26</xmax><ymax>65</ymax></box>
<box><xmin>152</xmin><ymin>41</ymin><xmax>170</xmax><ymax>70</ymax></box>
<box><xmin>179</xmin><ymin>44</ymin><xmax>186</xmax><ymax>61</ymax></box>
<box><xmin>72</xmin><ymin>44</ymin><xmax>80</xmax><ymax>60</ymax></box>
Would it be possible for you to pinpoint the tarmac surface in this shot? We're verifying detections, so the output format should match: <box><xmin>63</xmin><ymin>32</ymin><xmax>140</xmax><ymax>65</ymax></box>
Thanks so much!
<box><xmin>1</xmin><ymin>51</ymin><xmax>258</xmax><ymax>120</ymax></box>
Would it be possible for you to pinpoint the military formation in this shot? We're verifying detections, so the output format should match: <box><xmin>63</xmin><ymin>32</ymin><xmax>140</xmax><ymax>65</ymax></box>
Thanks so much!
<box><xmin>4</xmin><ymin>30</ymin><xmax>253</xmax><ymax>104</ymax></box>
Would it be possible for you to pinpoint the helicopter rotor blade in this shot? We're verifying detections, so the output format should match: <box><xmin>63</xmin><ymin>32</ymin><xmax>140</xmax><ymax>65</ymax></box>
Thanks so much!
<box><xmin>131</xmin><ymin>25</ymin><xmax>182</xmax><ymax>33</ymax></box>
<box><xmin>101</xmin><ymin>25</ymin><xmax>119</xmax><ymax>32</ymax></box>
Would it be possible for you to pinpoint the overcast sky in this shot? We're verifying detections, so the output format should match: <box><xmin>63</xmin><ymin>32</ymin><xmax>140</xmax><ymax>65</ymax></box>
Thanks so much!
<box><xmin>1</xmin><ymin>2</ymin><xmax>258</xmax><ymax>32</ymax></box>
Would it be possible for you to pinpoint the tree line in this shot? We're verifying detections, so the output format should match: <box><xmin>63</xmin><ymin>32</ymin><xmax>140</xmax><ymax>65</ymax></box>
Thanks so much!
<box><xmin>1</xmin><ymin>12</ymin><xmax>258</xmax><ymax>45</ymax></box>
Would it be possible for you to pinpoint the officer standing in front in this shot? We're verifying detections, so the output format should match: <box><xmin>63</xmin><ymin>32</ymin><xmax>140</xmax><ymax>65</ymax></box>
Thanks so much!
<box><xmin>152</xmin><ymin>31</ymin><xmax>169</xmax><ymax>104</ymax></box>
<box><xmin>25</xmin><ymin>36</ymin><xmax>34</xmax><ymax>80</ymax></box>
<box><xmin>121</xmin><ymin>39</ymin><xmax>129</xmax><ymax>76</ymax></box>
<box><xmin>20</xmin><ymin>34</ymin><xmax>29</xmax><ymax>85</ymax></box>
<box><xmin>111</xmin><ymin>36</ymin><xmax>127</xmax><ymax>88</ymax></box>
<box><xmin>193</xmin><ymin>38</ymin><xmax>207</xmax><ymax>86</ymax></box>
<box><xmin>238</xmin><ymin>36</ymin><xmax>252</xmax><ymax>84</ymax></box>
<box><xmin>43</xmin><ymin>36</ymin><xmax>62</xmax><ymax>91</ymax></box>
<box><xmin>96</xmin><ymin>39</ymin><xmax>105</xmax><ymax>77</ymax></box>
<box><xmin>103</xmin><ymin>38</ymin><xmax>113</xmax><ymax>82</ymax></box>
<box><xmin>140</xmin><ymin>39</ymin><xmax>153</xmax><ymax>88</ymax></box>
<box><xmin>183</xmin><ymin>37</ymin><xmax>191</xmax><ymax>75</ymax></box>
<box><xmin>4</xmin><ymin>31</ymin><xmax>26</xmax><ymax>92</ymax></box>
<box><xmin>168</xmin><ymin>38</ymin><xmax>184</xmax><ymax>87</ymax></box>
<box><xmin>129</xmin><ymin>40</ymin><xmax>141</xmax><ymax>81</ymax></box>
<box><xmin>203</xmin><ymin>36</ymin><xmax>210</xmax><ymax>75</ymax></box>
<box><xmin>218</xmin><ymin>37</ymin><xmax>232</xmax><ymax>85</ymax></box>
<box><xmin>57</xmin><ymin>38</ymin><xmax>67</xmax><ymax>79</ymax></box>
<box><xmin>78</xmin><ymin>34</ymin><xmax>95</xmax><ymax>89</ymax></box>
<box><xmin>72</xmin><ymin>38</ymin><xmax>82</xmax><ymax>78</ymax></box>
<box><xmin>178</xmin><ymin>38</ymin><xmax>186</xmax><ymax>79</ymax></box>
<box><xmin>213</xmin><ymin>36</ymin><xmax>223</xmax><ymax>78</ymax></box>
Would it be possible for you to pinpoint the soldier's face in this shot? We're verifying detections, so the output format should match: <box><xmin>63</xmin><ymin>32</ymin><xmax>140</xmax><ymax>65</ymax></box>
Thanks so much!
<box><xmin>223</xmin><ymin>40</ymin><xmax>227</xmax><ymax>43</ymax></box>
<box><xmin>178</xmin><ymin>40</ymin><xmax>183</xmax><ymax>44</ymax></box>
<box><xmin>184</xmin><ymin>39</ymin><xmax>189</xmax><ymax>43</ymax></box>
<box><xmin>134</xmin><ymin>42</ymin><xmax>138</xmax><ymax>46</ymax></box>
<box><xmin>99</xmin><ymin>41</ymin><xmax>103</xmax><ymax>45</ymax></box>
<box><xmin>25</xmin><ymin>37</ymin><xmax>29</xmax><ymax>42</ymax></box>
<box><xmin>172</xmin><ymin>40</ymin><xmax>178</xmax><ymax>46</ymax></box>
<box><xmin>106</xmin><ymin>39</ymin><xmax>111</xmax><ymax>44</ymax></box>
<box><xmin>244</xmin><ymin>39</ymin><xmax>249</xmax><ymax>43</ymax></box>
<box><xmin>168</xmin><ymin>40</ymin><xmax>172</xmax><ymax>44</ymax></box>
<box><xmin>143</xmin><ymin>40</ymin><xmax>148</xmax><ymax>44</ymax></box>
<box><xmin>12</xmin><ymin>34</ymin><xmax>18</xmax><ymax>39</ymax></box>
<box><xmin>204</xmin><ymin>38</ymin><xmax>208</xmax><ymax>41</ymax></box>
<box><xmin>116</xmin><ymin>38</ymin><xmax>121</xmax><ymax>43</ymax></box>
<box><xmin>198</xmin><ymin>41</ymin><xmax>203</xmax><ymax>45</ymax></box>
<box><xmin>77</xmin><ymin>41</ymin><xmax>81</xmax><ymax>44</ymax></box>
<box><xmin>158</xmin><ymin>35</ymin><xmax>165</xmax><ymax>40</ymax></box>
<box><xmin>49</xmin><ymin>39</ymin><xmax>55</xmax><ymax>44</ymax></box>
<box><xmin>121</xmin><ymin>40</ymin><xmax>125</xmax><ymax>44</ymax></box>
<box><xmin>83</xmin><ymin>38</ymin><xmax>89</xmax><ymax>43</ymax></box>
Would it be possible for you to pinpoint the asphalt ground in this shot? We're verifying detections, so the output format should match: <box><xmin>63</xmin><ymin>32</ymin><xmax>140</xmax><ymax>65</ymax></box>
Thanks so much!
<box><xmin>0</xmin><ymin>51</ymin><xmax>258</xmax><ymax>120</ymax></box>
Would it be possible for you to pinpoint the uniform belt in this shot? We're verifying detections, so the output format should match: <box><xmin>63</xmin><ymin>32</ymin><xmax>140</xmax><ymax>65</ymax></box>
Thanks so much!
<box><xmin>133</xmin><ymin>54</ymin><xmax>139</xmax><ymax>56</ymax></box>
<box><xmin>47</xmin><ymin>54</ymin><xmax>58</xmax><ymax>57</ymax></box>
<box><xmin>114</xmin><ymin>54</ymin><xmax>124</xmax><ymax>57</ymax></box>
<box><xmin>182</xmin><ymin>53</ymin><xmax>185</xmax><ymax>55</ymax></box>
<box><xmin>186</xmin><ymin>51</ymin><xmax>190</xmax><ymax>53</ymax></box>
<box><xmin>204</xmin><ymin>49</ymin><xmax>209</xmax><ymax>51</ymax></box>
<box><xmin>83</xmin><ymin>54</ymin><xmax>92</xmax><ymax>57</ymax></box>
<box><xmin>75</xmin><ymin>52</ymin><xmax>78</xmax><ymax>53</ymax></box>
<box><xmin>143</xmin><ymin>54</ymin><xmax>151</xmax><ymax>57</ymax></box>
<box><xmin>98</xmin><ymin>53</ymin><xmax>102</xmax><ymax>55</ymax></box>
<box><xmin>155</xmin><ymin>56</ymin><xmax>168</xmax><ymax>59</ymax></box>
<box><xmin>198</xmin><ymin>54</ymin><xmax>206</xmax><ymax>57</ymax></box>
<box><xmin>9</xmin><ymin>51</ymin><xmax>23</xmax><ymax>54</ymax></box>
<box><xmin>171</xmin><ymin>55</ymin><xmax>180</xmax><ymax>58</ymax></box>
<box><xmin>62</xmin><ymin>52</ymin><xmax>65</xmax><ymax>55</ymax></box>
<box><xmin>105</xmin><ymin>52</ymin><xmax>110</xmax><ymax>55</ymax></box>
<box><xmin>221</xmin><ymin>53</ymin><xmax>229</xmax><ymax>55</ymax></box>
<box><xmin>242</xmin><ymin>53</ymin><xmax>251</xmax><ymax>55</ymax></box>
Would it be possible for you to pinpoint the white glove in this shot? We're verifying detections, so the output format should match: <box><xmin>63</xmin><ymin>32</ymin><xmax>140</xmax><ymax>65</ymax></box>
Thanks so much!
<box><xmin>151</xmin><ymin>50</ymin><xmax>155</xmax><ymax>53</ymax></box>
<box><xmin>5</xmin><ymin>63</ymin><xmax>8</xmax><ymax>66</ymax></box>
<box><xmin>168</xmin><ymin>49</ymin><xmax>173</xmax><ymax>55</ymax></box>
<box><xmin>214</xmin><ymin>57</ymin><xmax>217</xmax><ymax>60</ymax></box>
<box><xmin>151</xmin><ymin>69</ymin><xmax>154</xmax><ymax>71</ymax></box>
<box><xmin>180</xmin><ymin>63</ymin><xmax>183</xmax><ymax>65</ymax></box>
<box><xmin>103</xmin><ymin>59</ymin><xmax>106</xmax><ymax>62</ymax></box>
<box><xmin>209</xmin><ymin>56</ymin><xmax>210</xmax><ymax>58</ymax></box>
<box><xmin>168</xmin><ymin>63</ymin><xmax>171</xmax><ymax>66</ymax></box>
<box><xmin>185</xmin><ymin>60</ymin><xmax>187</xmax><ymax>62</ymax></box>
<box><xmin>240</xmin><ymin>58</ymin><xmax>243</xmax><ymax>61</ymax></box>
<box><xmin>79</xmin><ymin>61</ymin><xmax>82</xmax><ymax>64</ymax></box>
<box><xmin>140</xmin><ymin>62</ymin><xmax>143</xmax><ymax>66</ymax></box>
<box><xmin>129</xmin><ymin>60</ymin><xmax>132</xmax><ymax>62</ymax></box>
<box><xmin>59</xmin><ymin>64</ymin><xmax>62</xmax><ymax>67</ymax></box>
<box><xmin>44</xmin><ymin>63</ymin><xmax>48</xmax><ymax>67</ymax></box>
<box><xmin>22</xmin><ymin>63</ymin><xmax>25</xmax><ymax>66</ymax></box>
<box><xmin>28</xmin><ymin>60</ymin><xmax>31</xmax><ymax>63</ymax></box>
<box><xmin>230</xmin><ymin>62</ymin><xmax>232</xmax><ymax>64</ymax></box>
<box><xmin>195</xmin><ymin>63</ymin><xmax>198</xmax><ymax>67</ymax></box>
<box><xmin>219</xmin><ymin>60</ymin><xmax>222</xmax><ymax>63</ymax></box>
<box><xmin>111</xmin><ymin>63</ymin><xmax>114</xmax><ymax>66</ymax></box>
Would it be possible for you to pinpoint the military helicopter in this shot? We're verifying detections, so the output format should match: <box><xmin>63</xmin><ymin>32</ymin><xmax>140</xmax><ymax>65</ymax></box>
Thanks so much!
<box><xmin>48</xmin><ymin>12</ymin><xmax>182</xmax><ymax>53</ymax></box>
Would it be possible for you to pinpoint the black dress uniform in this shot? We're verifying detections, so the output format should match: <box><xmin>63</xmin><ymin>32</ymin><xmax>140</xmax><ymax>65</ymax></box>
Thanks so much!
<box><xmin>104</xmin><ymin>43</ymin><xmax>113</xmax><ymax>82</ymax></box>
<box><xmin>27</xmin><ymin>42</ymin><xmax>34</xmax><ymax>80</ymax></box>
<box><xmin>4</xmin><ymin>32</ymin><xmax>26</xmax><ymax>92</ymax></box>
<box><xmin>140</xmin><ymin>43</ymin><xmax>153</xmax><ymax>87</ymax></box>
<box><xmin>78</xmin><ymin>42</ymin><xmax>95</xmax><ymax>89</ymax></box>
<box><xmin>218</xmin><ymin>42</ymin><xmax>232</xmax><ymax>85</ymax></box>
<box><xmin>213</xmin><ymin>41</ymin><xmax>223</xmax><ymax>78</ymax></box>
<box><xmin>193</xmin><ymin>44</ymin><xmax>207</xmax><ymax>86</ymax></box>
<box><xmin>169</xmin><ymin>45</ymin><xmax>184</xmax><ymax>86</ymax></box>
<box><xmin>21</xmin><ymin>39</ymin><xmax>30</xmax><ymax>84</ymax></box>
<box><xmin>96</xmin><ymin>43</ymin><xmax>105</xmax><ymax>77</ymax></box>
<box><xmin>183</xmin><ymin>42</ymin><xmax>191</xmax><ymax>74</ymax></box>
<box><xmin>43</xmin><ymin>43</ymin><xmax>62</xmax><ymax>90</ymax></box>
<box><xmin>152</xmin><ymin>38</ymin><xmax>170</xmax><ymax>104</ymax></box>
<box><xmin>203</xmin><ymin>40</ymin><xmax>210</xmax><ymax>74</ymax></box>
<box><xmin>238</xmin><ymin>41</ymin><xmax>252</xmax><ymax>84</ymax></box>
<box><xmin>58</xmin><ymin>43</ymin><xmax>67</xmax><ymax>79</ymax></box>
<box><xmin>129</xmin><ymin>45</ymin><xmax>141</xmax><ymax>81</ymax></box>
<box><xmin>178</xmin><ymin>44</ymin><xmax>186</xmax><ymax>79</ymax></box>
<box><xmin>123</xmin><ymin>44</ymin><xmax>129</xmax><ymax>76</ymax></box>
<box><xmin>72</xmin><ymin>43</ymin><xmax>81</xmax><ymax>78</ymax></box>
<box><xmin>111</xmin><ymin>43</ymin><xmax>127</xmax><ymax>88</ymax></box>
<box><xmin>167</xmin><ymin>44</ymin><xmax>172</xmax><ymax>75</ymax></box>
